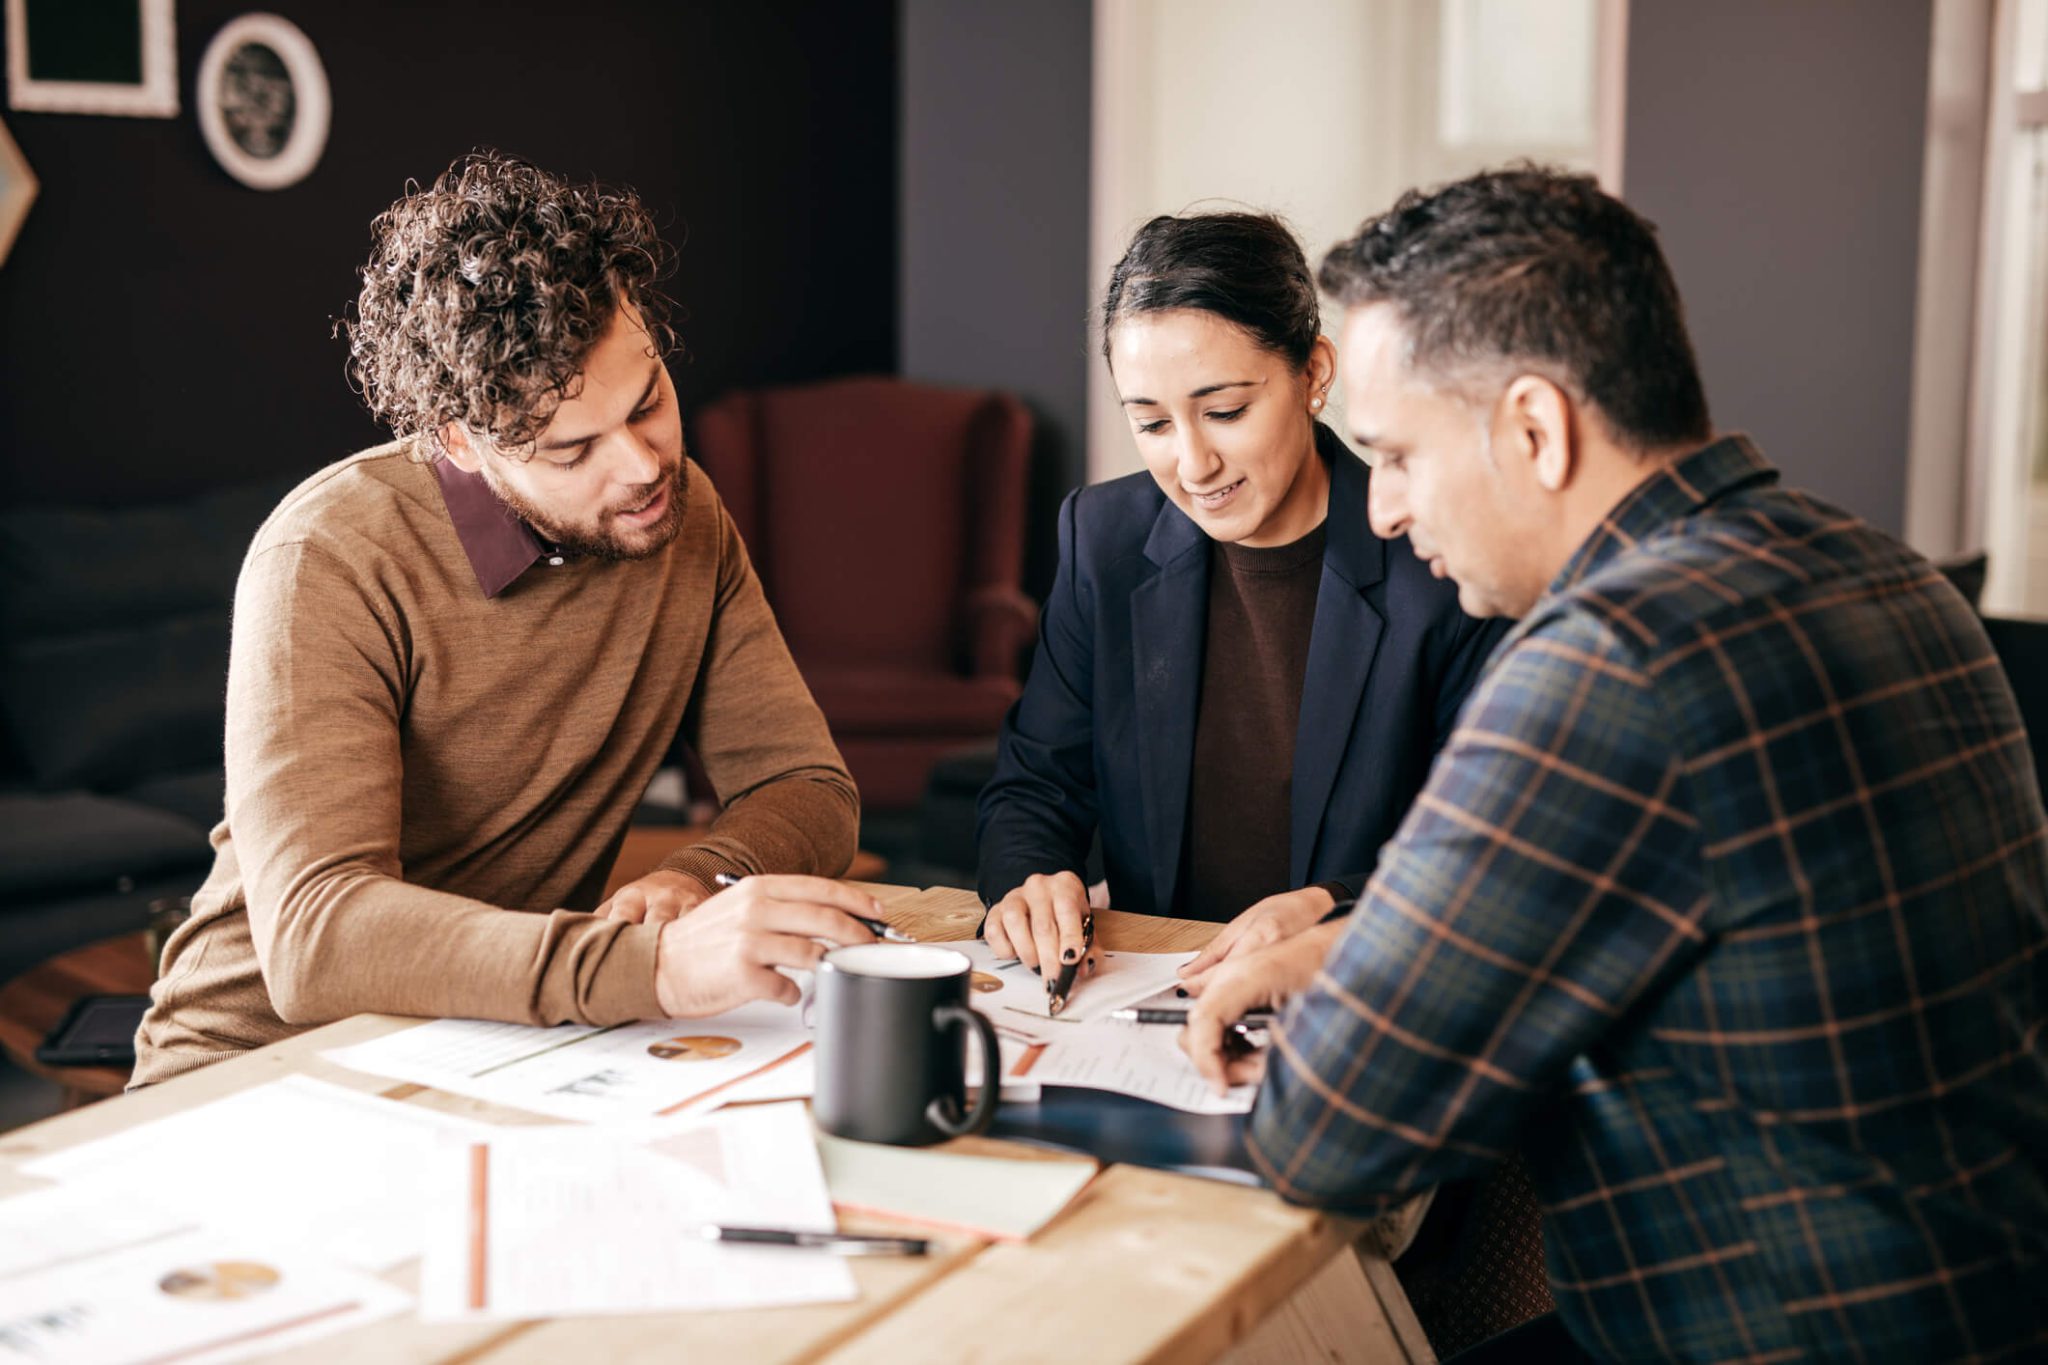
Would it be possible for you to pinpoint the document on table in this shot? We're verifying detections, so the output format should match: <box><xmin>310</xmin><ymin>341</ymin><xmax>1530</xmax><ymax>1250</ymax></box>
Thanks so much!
<box><xmin>322</xmin><ymin>1003</ymin><xmax>813</xmax><ymax>1122</ymax></box>
<box><xmin>953</xmin><ymin>940</ymin><xmax>1199</xmax><ymax>1024</ymax></box>
<box><xmin>20</xmin><ymin>1076</ymin><xmax>500</xmax><ymax>1271</ymax></box>
<box><xmin>1015</xmin><ymin>1010</ymin><xmax>1257</xmax><ymax>1115</ymax></box>
<box><xmin>419</xmin><ymin>1102</ymin><xmax>854</xmax><ymax>1321</ymax></box>
<box><xmin>0</xmin><ymin>1184</ymin><xmax>408</xmax><ymax>1365</ymax></box>
<box><xmin>975</xmin><ymin>982</ymin><xmax>1258</xmax><ymax>1115</ymax></box>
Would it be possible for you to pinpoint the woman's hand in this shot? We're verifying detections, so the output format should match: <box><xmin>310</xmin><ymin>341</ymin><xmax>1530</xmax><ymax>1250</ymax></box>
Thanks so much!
<box><xmin>1177</xmin><ymin>886</ymin><xmax>1337</xmax><ymax>995</ymax></box>
<box><xmin>983</xmin><ymin>870</ymin><xmax>1094</xmax><ymax>977</ymax></box>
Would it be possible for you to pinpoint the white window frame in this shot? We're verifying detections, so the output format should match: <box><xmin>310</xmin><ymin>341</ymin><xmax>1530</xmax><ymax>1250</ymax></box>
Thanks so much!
<box><xmin>1912</xmin><ymin>0</ymin><xmax>2048</xmax><ymax>612</ymax></box>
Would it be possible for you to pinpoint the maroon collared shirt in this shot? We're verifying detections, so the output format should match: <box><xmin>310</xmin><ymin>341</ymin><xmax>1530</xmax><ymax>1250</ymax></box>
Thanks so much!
<box><xmin>432</xmin><ymin>457</ymin><xmax>564</xmax><ymax>598</ymax></box>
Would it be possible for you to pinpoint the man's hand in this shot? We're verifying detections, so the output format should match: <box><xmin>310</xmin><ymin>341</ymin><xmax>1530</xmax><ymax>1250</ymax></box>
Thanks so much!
<box><xmin>1177</xmin><ymin>886</ymin><xmax>1337</xmax><ymax>996</ymax></box>
<box><xmin>1181</xmin><ymin>920</ymin><xmax>1345</xmax><ymax>1095</ymax></box>
<box><xmin>983</xmin><ymin>871</ymin><xmax>1093</xmax><ymax>977</ymax></box>
<box><xmin>599</xmin><ymin>869</ymin><xmax>713</xmax><ymax>926</ymax></box>
<box><xmin>652</xmin><ymin>875</ymin><xmax>880</xmax><ymax>1016</ymax></box>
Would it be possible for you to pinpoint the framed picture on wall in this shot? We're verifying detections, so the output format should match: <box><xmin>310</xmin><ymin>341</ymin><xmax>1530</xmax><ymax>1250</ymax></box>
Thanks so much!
<box><xmin>0</xmin><ymin>116</ymin><xmax>36</xmax><ymax>266</ymax></box>
<box><xmin>196</xmin><ymin>13</ymin><xmax>330</xmax><ymax>190</ymax></box>
<box><xmin>5</xmin><ymin>0</ymin><xmax>178</xmax><ymax>118</ymax></box>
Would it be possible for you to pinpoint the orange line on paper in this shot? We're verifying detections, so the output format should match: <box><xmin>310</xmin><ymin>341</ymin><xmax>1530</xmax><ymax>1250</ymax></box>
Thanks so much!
<box><xmin>469</xmin><ymin>1142</ymin><xmax>490</xmax><ymax>1311</ymax></box>
<box><xmin>657</xmin><ymin>1041</ymin><xmax>814</xmax><ymax>1116</ymax></box>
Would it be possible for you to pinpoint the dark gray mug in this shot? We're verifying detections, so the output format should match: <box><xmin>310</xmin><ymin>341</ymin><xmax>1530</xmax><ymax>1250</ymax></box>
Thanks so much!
<box><xmin>813</xmin><ymin>943</ymin><xmax>1001</xmax><ymax>1146</ymax></box>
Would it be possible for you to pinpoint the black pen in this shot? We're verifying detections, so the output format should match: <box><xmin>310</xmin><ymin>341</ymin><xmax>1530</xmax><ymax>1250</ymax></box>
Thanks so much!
<box><xmin>711</xmin><ymin>873</ymin><xmax>917</xmax><ymax>943</ymax></box>
<box><xmin>1108</xmin><ymin>1007</ymin><xmax>1273</xmax><ymax>1025</ymax></box>
<box><xmin>1108</xmin><ymin>1008</ymin><xmax>1269</xmax><ymax>1059</ymax></box>
<box><xmin>1046</xmin><ymin>909</ymin><xmax>1093</xmax><ymax>1017</ymax></box>
<box><xmin>702</xmin><ymin>1225</ymin><xmax>930</xmax><ymax>1256</ymax></box>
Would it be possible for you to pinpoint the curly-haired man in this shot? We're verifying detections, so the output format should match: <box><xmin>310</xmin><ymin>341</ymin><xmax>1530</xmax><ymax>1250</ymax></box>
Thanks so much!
<box><xmin>136</xmin><ymin>152</ymin><xmax>879</xmax><ymax>1084</ymax></box>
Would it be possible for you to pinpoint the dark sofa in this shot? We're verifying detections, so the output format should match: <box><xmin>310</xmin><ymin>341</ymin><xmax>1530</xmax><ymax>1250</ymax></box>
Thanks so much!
<box><xmin>0</xmin><ymin>477</ymin><xmax>297</xmax><ymax>985</ymax></box>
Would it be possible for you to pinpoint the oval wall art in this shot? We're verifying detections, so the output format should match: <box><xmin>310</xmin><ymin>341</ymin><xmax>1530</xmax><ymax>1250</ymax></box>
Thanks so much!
<box><xmin>196</xmin><ymin>13</ymin><xmax>330</xmax><ymax>190</ymax></box>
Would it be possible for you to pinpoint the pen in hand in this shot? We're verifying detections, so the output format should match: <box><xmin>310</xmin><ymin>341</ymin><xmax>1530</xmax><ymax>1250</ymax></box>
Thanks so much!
<box><xmin>1046</xmin><ymin>910</ymin><xmax>1094</xmax><ymax>1017</ymax></box>
<box><xmin>1109</xmin><ymin>1007</ymin><xmax>1269</xmax><ymax>1063</ymax></box>
<box><xmin>710</xmin><ymin>872</ymin><xmax>917</xmax><ymax>943</ymax></box>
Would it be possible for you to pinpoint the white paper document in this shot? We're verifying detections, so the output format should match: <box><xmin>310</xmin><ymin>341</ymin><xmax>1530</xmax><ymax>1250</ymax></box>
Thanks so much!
<box><xmin>976</xmin><ymin>980</ymin><xmax>1258</xmax><ymax>1116</ymax></box>
<box><xmin>0</xmin><ymin>1184</ymin><xmax>407</xmax><ymax>1365</ymax></box>
<box><xmin>21</xmin><ymin>1076</ymin><xmax>500</xmax><ymax>1271</ymax></box>
<box><xmin>1017</xmin><ymin>1013</ymin><xmax>1257</xmax><ymax>1115</ymax></box>
<box><xmin>954</xmin><ymin>941</ymin><xmax>1199</xmax><ymax>1024</ymax></box>
<box><xmin>322</xmin><ymin>1005</ymin><xmax>812</xmax><ymax>1122</ymax></box>
<box><xmin>419</xmin><ymin>1102</ymin><xmax>854</xmax><ymax>1321</ymax></box>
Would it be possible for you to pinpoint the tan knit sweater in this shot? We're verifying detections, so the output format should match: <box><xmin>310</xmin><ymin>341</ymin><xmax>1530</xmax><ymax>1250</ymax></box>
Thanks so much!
<box><xmin>133</xmin><ymin>445</ymin><xmax>858</xmax><ymax>1086</ymax></box>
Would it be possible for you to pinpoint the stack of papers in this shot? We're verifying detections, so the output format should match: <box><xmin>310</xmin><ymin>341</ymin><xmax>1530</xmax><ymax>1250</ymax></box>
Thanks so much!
<box><xmin>419</xmin><ymin>1102</ymin><xmax>854</xmax><ymax>1321</ymax></box>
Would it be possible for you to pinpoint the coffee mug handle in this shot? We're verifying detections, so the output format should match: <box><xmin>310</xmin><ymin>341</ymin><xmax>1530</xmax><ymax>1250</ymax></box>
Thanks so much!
<box><xmin>926</xmin><ymin>1003</ymin><xmax>1001</xmax><ymax>1138</ymax></box>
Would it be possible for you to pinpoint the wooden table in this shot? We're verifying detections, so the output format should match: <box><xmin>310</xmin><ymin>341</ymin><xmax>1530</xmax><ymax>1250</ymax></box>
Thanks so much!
<box><xmin>0</xmin><ymin>931</ymin><xmax>153</xmax><ymax>1106</ymax></box>
<box><xmin>0</xmin><ymin>885</ymin><xmax>1434</xmax><ymax>1364</ymax></box>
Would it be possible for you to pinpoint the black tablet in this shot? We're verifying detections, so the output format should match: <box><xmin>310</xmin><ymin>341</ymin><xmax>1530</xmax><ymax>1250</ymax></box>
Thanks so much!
<box><xmin>34</xmin><ymin>994</ymin><xmax>150</xmax><ymax>1068</ymax></box>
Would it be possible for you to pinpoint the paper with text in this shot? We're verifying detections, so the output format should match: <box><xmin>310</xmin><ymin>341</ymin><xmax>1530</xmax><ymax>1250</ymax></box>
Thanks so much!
<box><xmin>322</xmin><ymin>1005</ymin><xmax>812</xmax><ymax>1122</ymax></box>
<box><xmin>0</xmin><ymin>1185</ymin><xmax>407</xmax><ymax>1365</ymax></box>
<box><xmin>954</xmin><ymin>941</ymin><xmax>1199</xmax><ymax>1024</ymax></box>
<box><xmin>1016</xmin><ymin>1012</ymin><xmax>1257</xmax><ymax>1115</ymax></box>
<box><xmin>970</xmin><ymin>981</ymin><xmax>1259</xmax><ymax>1115</ymax></box>
<box><xmin>419</xmin><ymin>1102</ymin><xmax>853</xmax><ymax>1321</ymax></box>
<box><xmin>21</xmin><ymin>1076</ymin><xmax>500</xmax><ymax>1271</ymax></box>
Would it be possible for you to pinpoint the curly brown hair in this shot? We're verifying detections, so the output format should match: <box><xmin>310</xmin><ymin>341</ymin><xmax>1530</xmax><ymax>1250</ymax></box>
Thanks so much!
<box><xmin>338</xmin><ymin>149</ymin><xmax>679</xmax><ymax>458</ymax></box>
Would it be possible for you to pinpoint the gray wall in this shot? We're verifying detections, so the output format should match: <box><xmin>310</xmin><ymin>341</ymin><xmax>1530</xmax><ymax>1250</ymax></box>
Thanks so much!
<box><xmin>899</xmin><ymin>0</ymin><xmax>1093</xmax><ymax>594</ymax></box>
<box><xmin>1624</xmin><ymin>1</ymin><xmax>1933</xmax><ymax>534</ymax></box>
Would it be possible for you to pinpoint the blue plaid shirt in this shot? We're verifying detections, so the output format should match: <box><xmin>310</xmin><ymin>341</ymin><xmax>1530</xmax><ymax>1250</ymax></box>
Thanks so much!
<box><xmin>1250</xmin><ymin>437</ymin><xmax>2048</xmax><ymax>1362</ymax></box>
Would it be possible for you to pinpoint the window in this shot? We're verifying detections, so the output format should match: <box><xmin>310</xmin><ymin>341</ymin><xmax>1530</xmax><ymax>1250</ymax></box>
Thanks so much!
<box><xmin>1971</xmin><ymin>0</ymin><xmax>2048</xmax><ymax>613</ymax></box>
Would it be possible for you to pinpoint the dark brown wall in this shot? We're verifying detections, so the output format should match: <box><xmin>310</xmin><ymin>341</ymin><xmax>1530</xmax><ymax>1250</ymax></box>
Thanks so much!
<box><xmin>0</xmin><ymin>1</ymin><xmax>897</xmax><ymax>508</ymax></box>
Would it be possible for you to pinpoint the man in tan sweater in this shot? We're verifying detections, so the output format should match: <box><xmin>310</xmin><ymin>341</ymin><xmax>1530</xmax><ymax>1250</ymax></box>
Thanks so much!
<box><xmin>135</xmin><ymin>152</ymin><xmax>875</xmax><ymax>1086</ymax></box>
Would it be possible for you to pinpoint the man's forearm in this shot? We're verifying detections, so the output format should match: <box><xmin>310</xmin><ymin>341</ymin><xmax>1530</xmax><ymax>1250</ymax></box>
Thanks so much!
<box><xmin>255</xmin><ymin>870</ymin><xmax>663</xmax><ymax>1027</ymax></box>
<box><xmin>657</xmin><ymin>762</ymin><xmax>860</xmax><ymax>887</ymax></box>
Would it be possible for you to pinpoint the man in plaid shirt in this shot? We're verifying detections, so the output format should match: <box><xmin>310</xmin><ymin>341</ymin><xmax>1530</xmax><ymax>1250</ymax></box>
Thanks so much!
<box><xmin>1187</xmin><ymin>169</ymin><xmax>2048</xmax><ymax>1362</ymax></box>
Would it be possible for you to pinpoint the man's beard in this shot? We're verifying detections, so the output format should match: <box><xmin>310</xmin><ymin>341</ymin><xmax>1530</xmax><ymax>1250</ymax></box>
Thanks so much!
<box><xmin>484</xmin><ymin>462</ymin><xmax>686</xmax><ymax>563</ymax></box>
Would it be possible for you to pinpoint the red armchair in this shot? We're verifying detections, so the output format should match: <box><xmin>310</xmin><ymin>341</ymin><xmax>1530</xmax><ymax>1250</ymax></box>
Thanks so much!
<box><xmin>690</xmin><ymin>377</ymin><xmax>1037</xmax><ymax>809</ymax></box>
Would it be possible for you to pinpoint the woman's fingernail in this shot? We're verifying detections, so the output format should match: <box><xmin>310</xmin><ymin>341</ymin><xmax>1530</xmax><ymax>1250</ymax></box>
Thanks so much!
<box><xmin>1062</xmin><ymin>948</ymin><xmax>1078</xmax><ymax>963</ymax></box>
<box><xmin>1175</xmin><ymin>987</ymin><xmax>1190</xmax><ymax>999</ymax></box>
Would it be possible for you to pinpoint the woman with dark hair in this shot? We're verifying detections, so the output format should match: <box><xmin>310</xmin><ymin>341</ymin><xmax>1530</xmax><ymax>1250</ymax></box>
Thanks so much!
<box><xmin>976</xmin><ymin>211</ymin><xmax>1510</xmax><ymax>988</ymax></box>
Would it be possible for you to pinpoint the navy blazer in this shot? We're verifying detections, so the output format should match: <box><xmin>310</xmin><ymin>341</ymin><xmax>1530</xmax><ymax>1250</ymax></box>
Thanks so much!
<box><xmin>977</xmin><ymin>429</ymin><xmax>1511</xmax><ymax>919</ymax></box>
